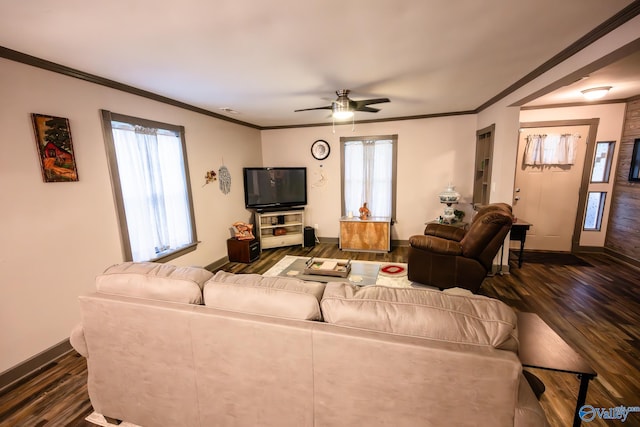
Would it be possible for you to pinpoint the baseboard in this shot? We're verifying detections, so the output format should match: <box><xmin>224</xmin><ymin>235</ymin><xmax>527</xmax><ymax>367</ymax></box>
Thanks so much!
<box><xmin>603</xmin><ymin>247</ymin><xmax>640</xmax><ymax>270</ymax></box>
<box><xmin>0</xmin><ymin>338</ymin><xmax>72</xmax><ymax>394</ymax></box>
<box><xmin>489</xmin><ymin>263</ymin><xmax>510</xmax><ymax>276</ymax></box>
<box><xmin>574</xmin><ymin>246</ymin><xmax>605</xmax><ymax>253</ymax></box>
<box><xmin>318</xmin><ymin>237</ymin><xmax>339</xmax><ymax>245</ymax></box>
<box><xmin>205</xmin><ymin>256</ymin><xmax>229</xmax><ymax>272</ymax></box>
<box><xmin>393</xmin><ymin>239</ymin><xmax>409</xmax><ymax>247</ymax></box>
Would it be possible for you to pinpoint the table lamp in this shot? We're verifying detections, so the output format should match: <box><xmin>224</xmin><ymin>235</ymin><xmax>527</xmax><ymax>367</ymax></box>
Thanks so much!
<box><xmin>438</xmin><ymin>184</ymin><xmax>460</xmax><ymax>223</ymax></box>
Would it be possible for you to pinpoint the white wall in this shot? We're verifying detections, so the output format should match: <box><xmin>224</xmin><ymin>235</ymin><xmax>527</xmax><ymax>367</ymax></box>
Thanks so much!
<box><xmin>0</xmin><ymin>58</ymin><xmax>262</xmax><ymax>373</ymax></box>
<box><xmin>260</xmin><ymin>115</ymin><xmax>478</xmax><ymax>241</ymax></box>
<box><xmin>477</xmin><ymin>106</ymin><xmax>521</xmax><ymax>205</ymax></box>
<box><xmin>520</xmin><ymin>104</ymin><xmax>626</xmax><ymax>247</ymax></box>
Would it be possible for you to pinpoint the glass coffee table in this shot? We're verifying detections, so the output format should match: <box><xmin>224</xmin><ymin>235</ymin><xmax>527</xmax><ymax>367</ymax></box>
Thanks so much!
<box><xmin>279</xmin><ymin>257</ymin><xmax>380</xmax><ymax>286</ymax></box>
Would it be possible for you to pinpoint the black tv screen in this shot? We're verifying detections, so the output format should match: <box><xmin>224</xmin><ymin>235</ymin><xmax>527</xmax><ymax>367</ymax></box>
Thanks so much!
<box><xmin>243</xmin><ymin>167</ymin><xmax>307</xmax><ymax>210</ymax></box>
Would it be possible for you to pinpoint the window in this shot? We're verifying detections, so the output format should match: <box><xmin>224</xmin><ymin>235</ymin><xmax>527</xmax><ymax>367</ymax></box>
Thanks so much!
<box><xmin>340</xmin><ymin>135</ymin><xmax>397</xmax><ymax>219</ymax></box>
<box><xmin>101</xmin><ymin>110</ymin><xmax>197</xmax><ymax>262</ymax></box>
<box><xmin>590</xmin><ymin>141</ymin><xmax>615</xmax><ymax>183</ymax></box>
<box><xmin>523</xmin><ymin>133</ymin><xmax>579</xmax><ymax>166</ymax></box>
<box><xmin>583</xmin><ymin>192</ymin><xmax>606</xmax><ymax>231</ymax></box>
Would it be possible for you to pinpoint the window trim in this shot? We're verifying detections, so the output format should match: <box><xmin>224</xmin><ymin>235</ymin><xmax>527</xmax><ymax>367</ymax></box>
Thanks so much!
<box><xmin>590</xmin><ymin>141</ymin><xmax>615</xmax><ymax>183</ymax></box>
<box><xmin>339</xmin><ymin>134</ymin><xmax>398</xmax><ymax>221</ymax></box>
<box><xmin>100</xmin><ymin>109</ymin><xmax>198</xmax><ymax>262</ymax></box>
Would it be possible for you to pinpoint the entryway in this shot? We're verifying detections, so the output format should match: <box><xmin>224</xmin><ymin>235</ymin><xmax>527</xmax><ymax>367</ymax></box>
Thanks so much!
<box><xmin>513</xmin><ymin>120</ymin><xmax>598</xmax><ymax>252</ymax></box>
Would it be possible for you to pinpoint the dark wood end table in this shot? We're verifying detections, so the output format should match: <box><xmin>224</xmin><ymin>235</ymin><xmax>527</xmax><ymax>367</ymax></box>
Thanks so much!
<box><xmin>517</xmin><ymin>312</ymin><xmax>597</xmax><ymax>427</ymax></box>
<box><xmin>510</xmin><ymin>220</ymin><xmax>531</xmax><ymax>268</ymax></box>
<box><xmin>226</xmin><ymin>238</ymin><xmax>260</xmax><ymax>263</ymax></box>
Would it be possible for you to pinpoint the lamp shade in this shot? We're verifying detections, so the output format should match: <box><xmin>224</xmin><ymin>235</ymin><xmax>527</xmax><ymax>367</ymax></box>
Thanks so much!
<box><xmin>332</xmin><ymin>97</ymin><xmax>354</xmax><ymax>120</ymax></box>
<box><xmin>581</xmin><ymin>86</ymin><xmax>612</xmax><ymax>100</ymax></box>
<box><xmin>438</xmin><ymin>184</ymin><xmax>460</xmax><ymax>204</ymax></box>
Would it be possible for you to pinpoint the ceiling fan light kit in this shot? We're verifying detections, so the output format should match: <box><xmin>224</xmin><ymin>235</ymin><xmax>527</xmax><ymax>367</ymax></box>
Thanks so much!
<box><xmin>581</xmin><ymin>86</ymin><xmax>612</xmax><ymax>100</ymax></box>
<box><xmin>332</xmin><ymin>106</ymin><xmax>354</xmax><ymax>120</ymax></box>
<box><xmin>295</xmin><ymin>89</ymin><xmax>390</xmax><ymax>121</ymax></box>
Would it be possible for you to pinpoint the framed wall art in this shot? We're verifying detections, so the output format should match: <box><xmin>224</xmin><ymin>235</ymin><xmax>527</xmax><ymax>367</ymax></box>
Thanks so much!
<box><xmin>31</xmin><ymin>113</ymin><xmax>79</xmax><ymax>182</ymax></box>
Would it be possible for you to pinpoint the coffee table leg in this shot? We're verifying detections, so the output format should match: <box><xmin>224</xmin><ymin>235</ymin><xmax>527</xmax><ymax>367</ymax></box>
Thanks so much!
<box><xmin>572</xmin><ymin>374</ymin><xmax>594</xmax><ymax>427</ymax></box>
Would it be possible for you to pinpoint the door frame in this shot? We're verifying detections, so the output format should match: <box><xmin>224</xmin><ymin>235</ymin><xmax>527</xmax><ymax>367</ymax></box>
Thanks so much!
<box><xmin>517</xmin><ymin>118</ymin><xmax>600</xmax><ymax>252</ymax></box>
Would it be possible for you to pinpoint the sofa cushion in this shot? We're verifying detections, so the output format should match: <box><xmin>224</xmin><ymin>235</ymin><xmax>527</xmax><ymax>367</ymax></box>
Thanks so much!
<box><xmin>96</xmin><ymin>262</ymin><xmax>213</xmax><ymax>304</ymax></box>
<box><xmin>320</xmin><ymin>282</ymin><xmax>518</xmax><ymax>351</ymax></box>
<box><xmin>203</xmin><ymin>271</ymin><xmax>326</xmax><ymax>320</ymax></box>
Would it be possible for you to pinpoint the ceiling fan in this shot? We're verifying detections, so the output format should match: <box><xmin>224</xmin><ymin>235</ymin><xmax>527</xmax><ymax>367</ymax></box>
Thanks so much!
<box><xmin>294</xmin><ymin>89</ymin><xmax>390</xmax><ymax>120</ymax></box>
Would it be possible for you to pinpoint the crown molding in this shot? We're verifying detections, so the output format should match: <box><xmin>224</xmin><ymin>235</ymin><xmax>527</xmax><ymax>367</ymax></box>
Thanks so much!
<box><xmin>0</xmin><ymin>46</ymin><xmax>260</xmax><ymax>130</ymax></box>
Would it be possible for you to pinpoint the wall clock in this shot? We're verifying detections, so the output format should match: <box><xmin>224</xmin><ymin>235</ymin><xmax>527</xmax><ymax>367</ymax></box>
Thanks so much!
<box><xmin>311</xmin><ymin>139</ymin><xmax>330</xmax><ymax>160</ymax></box>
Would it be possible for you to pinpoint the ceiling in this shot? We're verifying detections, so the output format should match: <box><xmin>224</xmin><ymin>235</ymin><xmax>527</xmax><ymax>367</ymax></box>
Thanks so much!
<box><xmin>523</xmin><ymin>48</ymin><xmax>640</xmax><ymax>107</ymax></box>
<box><xmin>0</xmin><ymin>0</ymin><xmax>638</xmax><ymax>128</ymax></box>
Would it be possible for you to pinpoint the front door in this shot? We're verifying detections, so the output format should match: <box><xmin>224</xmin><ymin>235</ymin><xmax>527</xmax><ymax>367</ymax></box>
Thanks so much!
<box><xmin>513</xmin><ymin>125</ymin><xmax>590</xmax><ymax>252</ymax></box>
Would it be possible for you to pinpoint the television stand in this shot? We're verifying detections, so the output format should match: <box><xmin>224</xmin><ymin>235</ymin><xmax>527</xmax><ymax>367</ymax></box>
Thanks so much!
<box><xmin>254</xmin><ymin>209</ymin><xmax>306</xmax><ymax>250</ymax></box>
<box><xmin>254</xmin><ymin>206</ymin><xmax>305</xmax><ymax>213</ymax></box>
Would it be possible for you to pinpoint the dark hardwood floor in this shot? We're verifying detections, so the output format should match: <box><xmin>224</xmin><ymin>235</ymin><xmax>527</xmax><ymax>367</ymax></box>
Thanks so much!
<box><xmin>1</xmin><ymin>244</ymin><xmax>639</xmax><ymax>427</ymax></box>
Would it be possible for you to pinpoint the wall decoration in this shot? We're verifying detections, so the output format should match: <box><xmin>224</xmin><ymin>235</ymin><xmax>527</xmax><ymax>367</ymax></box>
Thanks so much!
<box><xmin>311</xmin><ymin>165</ymin><xmax>328</xmax><ymax>187</ymax></box>
<box><xmin>31</xmin><ymin>113</ymin><xmax>79</xmax><ymax>182</ymax></box>
<box><xmin>219</xmin><ymin>165</ymin><xmax>231</xmax><ymax>194</ymax></box>
<box><xmin>311</xmin><ymin>139</ymin><xmax>330</xmax><ymax>160</ymax></box>
<box><xmin>203</xmin><ymin>170</ymin><xmax>217</xmax><ymax>186</ymax></box>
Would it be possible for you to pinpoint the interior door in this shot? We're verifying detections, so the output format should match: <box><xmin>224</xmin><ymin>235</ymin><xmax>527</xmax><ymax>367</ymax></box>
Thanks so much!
<box><xmin>513</xmin><ymin>125</ymin><xmax>589</xmax><ymax>252</ymax></box>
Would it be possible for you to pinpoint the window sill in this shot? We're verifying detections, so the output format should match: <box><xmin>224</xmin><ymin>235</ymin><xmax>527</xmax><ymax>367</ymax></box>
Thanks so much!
<box><xmin>149</xmin><ymin>242</ymin><xmax>198</xmax><ymax>263</ymax></box>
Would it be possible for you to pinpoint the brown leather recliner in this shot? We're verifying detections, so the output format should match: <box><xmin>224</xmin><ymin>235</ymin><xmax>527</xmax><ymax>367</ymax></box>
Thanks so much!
<box><xmin>408</xmin><ymin>204</ymin><xmax>514</xmax><ymax>293</ymax></box>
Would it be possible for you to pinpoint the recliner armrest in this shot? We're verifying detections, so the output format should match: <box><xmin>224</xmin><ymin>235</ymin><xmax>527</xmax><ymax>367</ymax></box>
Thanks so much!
<box><xmin>423</xmin><ymin>223</ymin><xmax>466</xmax><ymax>241</ymax></box>
<box><xmin>408</xmin><ymin>235</ymin><xmax>463</xmax><ymax>255</ymax></box>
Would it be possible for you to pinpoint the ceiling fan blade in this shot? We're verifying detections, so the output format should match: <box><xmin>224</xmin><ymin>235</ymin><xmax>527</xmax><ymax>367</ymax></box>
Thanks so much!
<box><xmin>356</xmin><ymin>106</ymin><xmax>380</xmax><ymax>113</ymax></box>
<box><xmin>354</xmin><ymin>98</ymin><xmax>391</xmax><ymax>108</ymax></box>
<box><xmin>294</xmin><ymin>105</ymin><xmax>333</xmax><ymax>112</ymax></box>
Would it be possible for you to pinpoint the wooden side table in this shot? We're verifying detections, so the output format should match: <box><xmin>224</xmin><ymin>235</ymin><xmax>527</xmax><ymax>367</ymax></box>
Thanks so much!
<box><xmin>517</xmin><ymin>312</ymin><xmax>597</xmax><ymax>427</ymax></box>
<box><xmin>339</xmin><ymin>216</ymin><xmax>391</xmax><ymax>252</ymax></box>
<box><xmin>227</xmin><ymin>238</ymin><xmax>260</xmax><ymax>263</ymax></box>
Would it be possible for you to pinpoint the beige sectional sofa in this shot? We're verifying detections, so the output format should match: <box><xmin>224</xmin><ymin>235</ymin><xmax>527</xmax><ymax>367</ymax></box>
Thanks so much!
<box><xmin>71</xmin><ymin>262</ymin><xmax>548</xmax><ymax>427</ymax></box>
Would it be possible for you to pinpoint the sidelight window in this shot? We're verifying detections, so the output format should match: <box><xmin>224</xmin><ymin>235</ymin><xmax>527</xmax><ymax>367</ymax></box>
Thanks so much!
<box><xmin>583</xmin><ymin>192</ymin><xmax>606</xmax><ymax>231</ymax></box>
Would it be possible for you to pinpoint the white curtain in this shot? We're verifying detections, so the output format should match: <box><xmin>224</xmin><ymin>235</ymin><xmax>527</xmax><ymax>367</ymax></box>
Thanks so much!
<box><xmin>524</xmin><ymin>133</ymin><xmax>578</xmax><ymax>165</ymax></box>
<box><xmin>343</xmin><ymin>139</ymin><xmax>393</xmax><ymax>218</ymax></box>
<box><xmin>112</xmin><ymin>125</ymin><xmax>192</xmax><ymax>261</ymax></box>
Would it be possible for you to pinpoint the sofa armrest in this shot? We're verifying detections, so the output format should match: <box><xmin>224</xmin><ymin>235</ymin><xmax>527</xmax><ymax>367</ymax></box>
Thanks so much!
<box><xmin>70</xmin><ymin>323</ymin><xmax>88</xmax><ymax>358</ymax></box>
<box><xmin>515</xmin><ymin>374</ymin><xmax>550</xmax><ymax>427</ymax></box>
<box><xmin>408</xmin><ymin>235</ymin><xmax>463</xmax><ymax>255</ymax></box>
<box><xmin>423</xmin><ymin>223</ymin><xmax>466</xmax><ymax>241</ymax></box>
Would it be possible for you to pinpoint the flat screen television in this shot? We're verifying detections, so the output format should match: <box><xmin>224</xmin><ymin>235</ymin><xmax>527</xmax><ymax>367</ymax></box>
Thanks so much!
<box><xmin>243</xmin><ymin>167</ymin><xmax>307</xmax><ymax>210</ymax></box>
